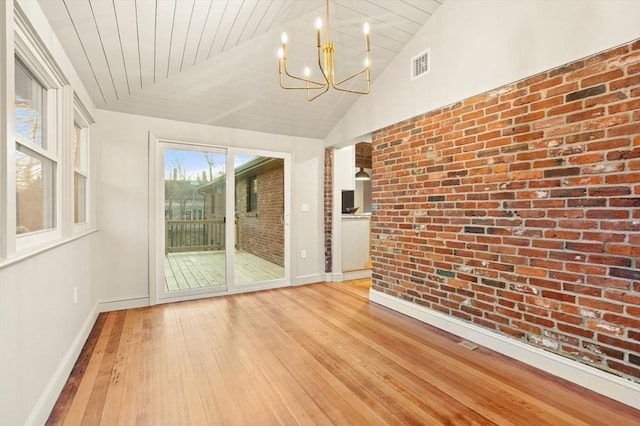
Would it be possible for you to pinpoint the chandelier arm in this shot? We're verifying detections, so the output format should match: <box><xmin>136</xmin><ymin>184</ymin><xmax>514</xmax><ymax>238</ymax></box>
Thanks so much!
<box><xmin>307</xmin><ymin>82</ymin><xmax>330</xmax><ymax>101</ymax></box>
<box><xmin>279</xmin><ymin>58</ymin><xmax>327</xmax><ymax>89</ymax></box>
<box><xmin>332</xmin><ymin>65</ymin><xmax>370</xmax><ymax>94</ymax></box>
<box><xmin>332</xmin><ymin>86</ymin><xmax>370</xmax><ymax>95</ymax></box>
<box><xmin>333</xmin><ymin>26</ymin><xmax>370</xmax><ymax>89</ymax></box>
<box><xmin>333</xmin><ymin>66</ymin><xmax>369</xmax><ymax>87</ymax></box>
<box><xmin>279</xmin><ymin>76</ymin><xmax>326</xmax><ymax>91</ymax></box>
<box><xmin>284</xmin><ymin>69</ymin><xmax>326</xmax><ymax>88</ymax></box>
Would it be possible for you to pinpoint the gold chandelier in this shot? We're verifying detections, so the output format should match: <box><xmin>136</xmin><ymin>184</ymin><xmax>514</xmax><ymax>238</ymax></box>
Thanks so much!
<box><xmin>277</xmin><ymin>0</ymin><xmax>371</xmax><ymax>101</ymax></box>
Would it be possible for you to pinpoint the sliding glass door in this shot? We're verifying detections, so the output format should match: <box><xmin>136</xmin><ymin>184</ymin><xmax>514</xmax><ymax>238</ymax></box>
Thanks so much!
<box><xmin>233</xmin><ymin>153</ymin><xmax>286</xmax><ymax>286</ymax></box>
<box><xmin>153</xmin><ymin>140</ymin><xmax>290</xmax><ymax>303</ymax></box>
<box><xmin>162</xmin><ymin>145</ymin><xmax>227</xmax><ymax>297</ymax></box>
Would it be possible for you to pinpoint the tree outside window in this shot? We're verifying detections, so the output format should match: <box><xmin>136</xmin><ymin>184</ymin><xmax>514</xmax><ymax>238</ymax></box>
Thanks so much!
<box><xmin>14</xmin><ymin>57</ymin><xmax>56</xmax><ymax>234</ymax></box>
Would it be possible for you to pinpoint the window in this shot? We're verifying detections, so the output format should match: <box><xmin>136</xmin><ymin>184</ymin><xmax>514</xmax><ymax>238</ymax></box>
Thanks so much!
<box><xmin>15</xmin><ymin>59</ymin><xmax>45</xmax><ymax>147</ymax></box>
<box><xmin>247</xmin><ymin>175</ymin><xmax>257</xmax><ymax>212</ymax></box>
<box><xmin>0</xmin><ymin>8</ymin><xmax>96</xmax><ymax>264</ymax></box>
<box><xmin>14</xmin><ymin>57</ymin><xmax>57</xmax><ymax>235</ymax></box>
<box><xmin>73</xmin><ymin>120</ymin><xmax>89</xmax><ymax>224</ymax></box>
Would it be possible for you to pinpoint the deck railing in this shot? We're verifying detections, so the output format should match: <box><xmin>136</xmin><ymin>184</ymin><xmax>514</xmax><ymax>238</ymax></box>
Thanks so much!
<box><xmin>165</xmin><ymin>219</ymin><xmax>225</xmax><ymax>254</ymax></box>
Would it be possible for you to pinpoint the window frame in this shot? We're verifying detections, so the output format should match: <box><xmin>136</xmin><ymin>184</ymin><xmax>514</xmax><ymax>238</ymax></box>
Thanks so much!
<box><xmin>72</xmin><ymin>96</ymin><xmax>91</xmax><ymax>231</ymax></box>
<box><xmin>0</xmin><ymin>3</ymin><xmax>95</xmax><ymax>266</ymax></box>
<box><xmin>15</xmin><ymin>141</ymin><xmax>57</xmax><ymax>234</ymax></box>
<box><xmin>246</xmin><ymin>175</ymin><xmax>257</xmax><ymax>213</ymax></box>
<box><xmin>13</xmin><ymin>44</ymin><xmax>63</xmax><ymax>252</ymax></box>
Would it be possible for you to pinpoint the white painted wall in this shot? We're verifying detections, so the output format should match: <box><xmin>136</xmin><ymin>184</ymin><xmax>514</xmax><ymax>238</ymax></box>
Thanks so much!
<box><xmin>0</xmin><ymin>236</ymin><xmax>99</xmax><ymax>425</ymax></box>
<box><xmin>0</xmin><ymin>2</ymin><xmax>98</xmax><ymax>425</ymax></box>
<box><xmin>325</xmin><ymin>0</ymin><xmax>640</xmax><ymax>144</ymax></box>
<box><xmin>93</xmin><ymin>109</ymin><xmax>325</xmax><ymax>306</ymax></box>
<box><xmin>334</xmin><ymin>145</ymin><xmax>355</xmax><ymax>192</ymax></box>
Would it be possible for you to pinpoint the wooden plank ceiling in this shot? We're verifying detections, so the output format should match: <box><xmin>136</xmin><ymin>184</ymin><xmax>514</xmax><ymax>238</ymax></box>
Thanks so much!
<box><xmin>38</xmin><ymin>0</ymin><xmax>442</xmax><ymax>138</ymax></box>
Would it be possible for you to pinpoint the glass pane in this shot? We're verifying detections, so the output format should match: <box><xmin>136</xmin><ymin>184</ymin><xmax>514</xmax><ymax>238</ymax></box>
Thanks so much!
<box><xmin>15</xmin><ymin>59</ymin><xmax>46</xmax><ymax>148</ymax></box>
<box><xmin>74</xmin><ymin>172</ymin><xmax>87</xmax><ymax>223</ymax></box>
<box><xmin>234</xmin><ymin>154</ymin><xmax>285</xmax><ymax>285</ymax></box>
<box><xmin>164</xmin><ymin>148</ymin><xmax>226</xmax><ymax>292</ymax></box>
<box><xmin>73</xmin><ymin>123</ymin><xmax>80</xmax><ymax>168</ymax></box>
<box><xmin>16</xmin><ymin>144</ymin><xmax>55</xmax><ymax>234</ymax></box>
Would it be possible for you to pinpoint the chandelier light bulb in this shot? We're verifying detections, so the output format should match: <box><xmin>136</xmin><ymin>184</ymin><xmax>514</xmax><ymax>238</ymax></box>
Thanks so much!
<box><xmin>315</xmin><ymin>17</ymin><xmax>323</xmax><ymax>30</ymax></box>
<box><xmin>278</xmin><ymin>47</ymin><xmax>284</xmax><ymax>59</ymax></box>
<box><xmin>304</xmin><ymin>67</ymin><xmax>310</xmax><ymax>77</ymax></box>
<box><xmin>364</xmin><ymin>57</ymin><xmax>370</xmax><ymax>67</ymax></box>
<box><xmin>281</xmin><ymin>32</ymin><xmax>288</xmax><ymax>44</ymax></box>
<box><xmin>363</xmin><ymin>22</ymin><xmax>370</xmax><ymax>35</ymax></box>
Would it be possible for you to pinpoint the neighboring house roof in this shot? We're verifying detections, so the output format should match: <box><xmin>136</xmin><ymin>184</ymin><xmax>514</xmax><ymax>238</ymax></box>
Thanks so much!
<box><xmin>198</xmin><ymin>156</ymin><xmax>282</xmax><ymax>193</ymax></box>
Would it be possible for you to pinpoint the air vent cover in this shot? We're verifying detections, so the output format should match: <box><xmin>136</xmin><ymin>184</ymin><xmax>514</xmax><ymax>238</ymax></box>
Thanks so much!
<box><xmin>411</xmin><ymin>49</ymin><xmax>430</xmax><ymax>80</ymax></box>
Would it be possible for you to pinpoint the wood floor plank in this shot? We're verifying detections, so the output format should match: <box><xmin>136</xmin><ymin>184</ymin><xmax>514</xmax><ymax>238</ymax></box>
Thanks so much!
<box><xmin>231</xmin><ymin>293</ymin><xmax>380</xmax><ymax>425</ymax></box>
<box><xmin>112</xmin><ymin>308</ymin><xmax>147</xmax><ymax>426</ymax></box>
<box><xmin>46</xmin><ymin>314</ymin><xmax>108</xmax><ymax>424</ymax></box>
<box><xmin>318</xmin><ymin>284</ymin><xmax>616</xmax><ymax>424</ymax></box>
<box><xmin>329</xmin><ymin>284</ymin><xmax>634</xmax><ymax>425</ymax></box>
<box><xmin>48</xmin><ymin>281</ymin><xmax>640</xmax><ymax>425</ymax></box>
<box><xmin>80</xmin><ymin>310</ymin><xmax>127</xmax><ymax>425</ymax></box>
<box><xmin>269</xmin><ymin>288</ymin><xmax>499</xmax><ymax>425</ymax></box>
<box><xmin>290</xmin><ymin>285</ymin><xmax>573</xmax><ymax>425</ymax></box>
<box><xmin>251</xmin><ymin>289</ymin><xmax>439</xmax><ymax>424</ymax></box>
<box><xmin>55</xmin><ymin>314</ymin><xmax>116</xmax><ymax>426</ymax></box>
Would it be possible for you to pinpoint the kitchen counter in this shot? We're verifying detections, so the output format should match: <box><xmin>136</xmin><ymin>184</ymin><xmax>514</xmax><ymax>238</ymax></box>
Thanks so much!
<box><xmin>342</xmin><ymin>213</ymin><xmax>370</xmax><ymax>218</ymax></box>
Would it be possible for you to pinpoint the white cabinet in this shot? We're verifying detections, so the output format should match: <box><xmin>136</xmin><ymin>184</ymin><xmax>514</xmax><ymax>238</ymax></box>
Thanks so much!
<box><xmin>341</xmin><ymin>215</ymin><xmax>371</xmax><ymax>271</ymax></box>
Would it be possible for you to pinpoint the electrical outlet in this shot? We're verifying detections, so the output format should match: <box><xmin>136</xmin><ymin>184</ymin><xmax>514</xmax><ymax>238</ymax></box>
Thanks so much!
<box><xmin>300</xmin><ymin>249</ymin><xmax>307</xmax><ymax>259</ymax></box>
<box><xmin>73</xmin><ymin>287</ymin><xmax>78</xmax><ymax>304</ymax></box>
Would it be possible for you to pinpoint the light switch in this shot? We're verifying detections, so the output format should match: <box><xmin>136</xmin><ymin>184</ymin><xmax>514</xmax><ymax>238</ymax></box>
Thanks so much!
<box><xmin>301</xmin><ymin>203</ymin><xmax>310</xmax><ymax>212</ymax></box>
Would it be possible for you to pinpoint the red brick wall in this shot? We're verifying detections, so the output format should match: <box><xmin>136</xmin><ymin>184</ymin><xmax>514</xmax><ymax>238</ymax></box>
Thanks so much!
<box><xmin>324</xmin><ymin>148</ymin><xmax>333</xmax><ymax>273</ymax></box>
<box><xmin>371</xmin><ymin>40</ymin><xmax>640</xmax><ymax>382</ymax></box>
<box><xmin>236</xmin><ymin>161</ymin><xmax>285</xmax><ymax>267</ymax></box>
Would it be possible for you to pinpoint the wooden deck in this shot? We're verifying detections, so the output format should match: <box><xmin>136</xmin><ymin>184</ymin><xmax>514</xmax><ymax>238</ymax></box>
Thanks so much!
<box><xmin>164</xmin><ymin>250</ymin><xmax>285</xmax><ymax>290</ymax></box>
<box><xmin>47</xmin><ymin>280</ymin><xmax>640</xmax><ymax>425</ymax></box>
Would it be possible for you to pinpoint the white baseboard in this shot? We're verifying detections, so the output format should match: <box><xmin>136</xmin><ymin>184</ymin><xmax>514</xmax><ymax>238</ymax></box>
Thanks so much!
<box><xmin>294</xmin><ymin>274</ymin><xmax>324</xmax><ymax>285</ymax></box>
<box><xmin>326</xmin><ymin>272</ymin><xmax>344</xmax><ymax>282</ymax></box>
<box><xmin>25</xmin><ymin>303</ymin><xmax>99</xmax><ymax>426</ymax></box>
<box><xmin>343</xmin><ymin>269</ymin><xmax>372</xmax><ymax>280</ymax></box>
<box><xmin>325</xmin><ymin>270</ymin><xmax>372</xmax><ymax>282</ymax></box>
<box><xmin>98</xmin><ymin>296</ymin><xmax>149</xmax><ymax>312</ymax></box>
<box><xmin>369</xmin><ymin>289</ymin><xmax>640</xmax><ymax>410</ymax></box>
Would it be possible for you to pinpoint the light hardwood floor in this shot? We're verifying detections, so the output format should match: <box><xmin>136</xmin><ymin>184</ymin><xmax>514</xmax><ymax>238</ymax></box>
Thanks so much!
<box><xmin>48</xmin><ymin>280</ymin><xmax>639</xmax><ymax>425</ymax></box>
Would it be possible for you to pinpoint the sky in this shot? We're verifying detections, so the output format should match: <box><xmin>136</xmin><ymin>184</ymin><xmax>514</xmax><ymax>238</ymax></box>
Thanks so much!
<box><xmin>165</xmin><ymin>148</ymin><xmax>256</xmax><ymax>181</ymax></box>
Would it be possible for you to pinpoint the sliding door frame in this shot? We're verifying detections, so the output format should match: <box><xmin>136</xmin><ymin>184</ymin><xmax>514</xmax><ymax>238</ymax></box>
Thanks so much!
<box><xmin>228</xmin><ymin>146</ymin><xmax>292</xmax><ymax>292</ymax></box>
<box><xmin>148</xmin><ymin>134</ymin><xmax>291</xmax><ymax>305</ymax></box>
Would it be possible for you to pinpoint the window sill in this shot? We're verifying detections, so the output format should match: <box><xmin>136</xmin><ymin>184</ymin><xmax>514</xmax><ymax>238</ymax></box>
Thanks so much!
<box><xmin>0</xmin><ymin>228</ymin><xmax>99</xmax><ymax>270</ymax></box>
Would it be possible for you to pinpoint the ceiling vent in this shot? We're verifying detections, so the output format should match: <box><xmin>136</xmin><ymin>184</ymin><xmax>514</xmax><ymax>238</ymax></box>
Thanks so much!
<box><xmin>411</xmin><ymin>49</ymin><xmax>430</xmax><ymax>80</ymax></box>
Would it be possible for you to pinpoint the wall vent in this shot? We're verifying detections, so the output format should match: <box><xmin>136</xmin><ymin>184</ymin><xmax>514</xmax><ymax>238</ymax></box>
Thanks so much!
<box><xmin>411</xmin><ymin>49</ymin><xmax>430</xmax><ymax>80</ymax></box>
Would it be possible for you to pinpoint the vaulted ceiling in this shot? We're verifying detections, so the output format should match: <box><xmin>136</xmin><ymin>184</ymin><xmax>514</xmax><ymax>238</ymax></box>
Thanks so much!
<box><xmin>39</xmin><ymin>0</ymin><xmax>442</xmax><ymax>139</ymax></box>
